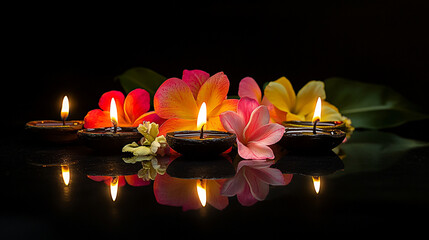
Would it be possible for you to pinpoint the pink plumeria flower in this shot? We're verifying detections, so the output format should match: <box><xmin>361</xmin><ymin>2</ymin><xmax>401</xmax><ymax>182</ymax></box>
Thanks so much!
<box><xmin>221</xmin><ymin>160</ymin><xmax>291</xmax><ymax>206</ymax></box>
<box><xmin>220</xmin><ymin>97</ymin><xmax>285</xmax><ymax>159</ymax></box>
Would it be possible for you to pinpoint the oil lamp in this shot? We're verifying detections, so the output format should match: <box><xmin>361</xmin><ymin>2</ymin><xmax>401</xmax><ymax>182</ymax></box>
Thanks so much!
<box><xmin>25</xmin><ymin>96</ymin><xmax>84</xmax><ymax>143</ymax></box>
<box><xmin>77</xmin><ymin>98</ymin><xmax>141</xmax><ymax>152</ymax></box>
<box><xmin>280</xmin><ymin>97</ymin><xmax>346</xmax><ymax>151</ymax></box>
<box><xmin>166</xmin><ymin>102</ymin><xmax>236</xmax><ymax>156</ymax></box>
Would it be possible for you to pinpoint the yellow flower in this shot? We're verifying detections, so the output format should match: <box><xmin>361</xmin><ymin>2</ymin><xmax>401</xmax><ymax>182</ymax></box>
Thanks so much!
<box><xmin>264</xmin><ymin>77</ymin><xmax>349</xmax><ymax>123</ymax></box>
<box><xmin>122</xmin><ymin>122</ymin><xmax>168</xmax><ymax>161</ymax></box>
<box><xmin>138</xmin><ymin>157</ymin><xmax>167</xmax><ymax>181</ymax></box>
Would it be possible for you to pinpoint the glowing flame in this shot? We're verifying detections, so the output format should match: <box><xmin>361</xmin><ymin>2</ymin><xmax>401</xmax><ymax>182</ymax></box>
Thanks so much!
<box><xmin>312</xmin><ymin>97</ymin><xmax>322</xmax><ymax>122</ymax></box>
<box><xmin>196</xmin><ymin>179</ymin><xmax>207</xmax><ymax>207</ymax></box>
<box><xmin>110</xmin><ymin>176</ymin><xmax>119</xmax><ymax>201</ymax></box>
<box><xmin>197</xmin><ymin>102</ymin><xmax>207</xmax><ymax>130</ymax></box>
<box><xmin>61</xmin><ymin>96</ymin><xmax>69</xmax><ymax>121</ymax></box>
<box><xmin>312</xmin><ymin>176</ymin><xmax>321</xmax><ymax>194</ymax></box>
<box><xmin>110</xmin><ymin>98</ymin><xmax>118</xmax><ymax>126</ymax></box>
<box><xmin>61</xmin><ymin>165</ymin><xmax>70</xmax><ymax>186</ymax></box>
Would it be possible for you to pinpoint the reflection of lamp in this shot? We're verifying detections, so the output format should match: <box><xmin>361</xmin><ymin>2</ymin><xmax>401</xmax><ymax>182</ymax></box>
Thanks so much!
<box><xmin>312</xmin><ymin>176</ymin><xmax>320</xmax><ymax>194</ymax></box>
<box><xmin>110</xmin><ymin>176</ymin><xmax>119</xmax><ymax>201</ymax></box>
<box><xmin>61</xmin><ymin>165</ymin><xmax>70</xmax><ymax>186</ymax></box>
<box><xmin>163</xmin><ymin>155</ymin><xmax>234</xmax><ymax>210</ymax></box>
<box><xmin>196</xmin><ymin>179</ymin><xmax>207</xmax><ymax>207</ymax></box>
<box><xmin>274</xmin><ymin>150</ymin><xmax>344</xmax><ymax>195</ymax></box>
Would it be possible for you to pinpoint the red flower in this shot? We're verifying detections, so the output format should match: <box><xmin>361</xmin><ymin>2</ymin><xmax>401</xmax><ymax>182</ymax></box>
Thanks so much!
<box><xmin>84</xmin><ymin>89</ymin><xmax>165</xmax><ymax>128</ymax></box>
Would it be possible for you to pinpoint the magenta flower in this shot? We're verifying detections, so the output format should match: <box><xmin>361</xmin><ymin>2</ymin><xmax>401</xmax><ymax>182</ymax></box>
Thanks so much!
<box><xmin>219</xmin><ymin>97</ymin><xmax>285</xmax><ymax>159</ymax></box>
<box><xmin>221</xmin><ymin>160</ymin><xmax>291</xmax><ymax>206</ymax></box>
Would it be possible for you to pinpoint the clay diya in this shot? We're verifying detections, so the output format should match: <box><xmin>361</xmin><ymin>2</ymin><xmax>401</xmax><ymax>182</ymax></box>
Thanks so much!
<box><xmin>280</xmin><ymin>97</ymin><xmax>346</xmax><ymax>151</ymax></box>
<box><xmin>77</xmin><ymin>98</ymin><xmax>141</xmax><ymax>152</ymax></box>
<box><xmin>166</xmin><ymin>102</ymin><xmax>236</xmax><ymax>156</ymax></box>
<box><xmin>25</xmin><ymin>96</ymin><xmax>83</xmax><ymax>143</ymax></box>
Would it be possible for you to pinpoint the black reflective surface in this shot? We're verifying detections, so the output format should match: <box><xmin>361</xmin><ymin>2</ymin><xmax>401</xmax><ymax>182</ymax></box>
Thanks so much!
<box><xmin>2</xmin><ymin>128</ymin><xmax>429</xmax><ymax>238</ymax></box>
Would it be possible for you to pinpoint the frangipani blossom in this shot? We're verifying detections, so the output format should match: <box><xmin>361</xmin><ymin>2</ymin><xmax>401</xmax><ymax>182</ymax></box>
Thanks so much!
<box><xmin>220</xmin><ymin>97</ymin><xmax>285</xmax><ymax>160</ymax></box>
<box><xmin>154</xmin><ymin>70</ymin><xmax>238</xmax><ymax>136</ymax></box>
<box><xmin>84</xmin><ymin>89</ymin><xmax>165</xmax><ymax>128</ymax></box>
<box><xmin>221</xmin><ymin>160</ymin><xmax>291</xmax><ymax>206</ymax></box>
<box><xmin>264</xmin><ymin>77</ymin><xmax>349</xmax><ymax>123</ymax></box>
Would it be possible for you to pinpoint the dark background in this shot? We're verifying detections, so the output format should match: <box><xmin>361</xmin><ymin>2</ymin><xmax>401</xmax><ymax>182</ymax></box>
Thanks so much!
<box><xmin>5</xmin><ymin>1</ymin><xmax>428</xmax><ymax>129</ymax></box>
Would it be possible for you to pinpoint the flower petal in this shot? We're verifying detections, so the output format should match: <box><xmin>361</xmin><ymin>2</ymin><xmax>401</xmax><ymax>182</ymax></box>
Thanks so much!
<box><xmin>295</xmin><ymin>80</ymin><xmax>326</xmax><ymax>117</ymax></box>
<box><xmin>158</xmin><ymin>118</ymin><xmax>197</xmax><ymax>137</ymax></box>
<box><xmin>221</xmin><ymin>171</ymin><xmax>246</xmax><ymax>197</ymax></box>
<box><xmin>133</xmin><ymin>111</ymin><xmax>166</xmax><ymax>127</ymax></box>
<box><xmin>196</xmin><ymin>72</ymin><xmax>230</xmax><ymax>114</ymax></box>
<box><xmin>264</xmin><ymin>77</ymin><xmax>295</xmax><ymax>112</ymax></box>
<box><xmin>238</xmin><ymin>77</ymin><xmax>262</xmax><ymax>103</ymax></box>
<box><xmin>243</xmin><ymin>105</ymin><xmax>270</xmax><ymax>141</ymax></box>
<box><xmin>237</xmin><ymin>97</ymin><xmax>260</xmax><ymax>124</ymax></box>
<box><xmin>219</xmin><ymin>111</ymin><xmax>246</xmax><ymax>142</ymax></box>
<box><xmin>83</xmin><ymin>109</ymin><xmax>112</xmax><ymax>128</ymax></box>
<box><xmin>206</xmin><ymin>180</ymin><xmax>229</xmax><ymax>210</ymax></box>
<box><xmin>208</xmin><ymin>99</ymin><xmax>239</xmax><ymax>118</ymax></box>
<box><xmin>244</xmin><ymin>167</ymin><xmax>270</xmax><ymax>201</ymax></box>
<box><xmin>237</xmin><ymin>181</ymin><xmax>259</xmax><ymax>206</ymax></box>
<box><xmin>305</xmin><ymin>100</ymin><xmax>343</xmax><ymax>121</ymax></box>
<box><xmin>123</xmin><ymin>88</ymin><xmax>150</xmax><ymax>124</ymax></box>
<box><xmin>182</xmin><ymin>69</ymin><xmax>210</xmax><ymax>99</ymax></box>
<box><xmin>237</xmin><ymin>141</ymin><xmax>274</xmax><ymax>160</ymax></box>
<box><xmin>98</xmin><ymin>90</ymin><xmax>125</xmax><ymax>111</ymax></box>
<box><xmin>124</xmin><ymin>174</ymin><xmax>150</xmax><ymax>187</ymax></box>
<box><xmin>154</xmin><ymin>78</ymin><xmax>198</xmax><ymax>119</ymax></box>
<box><xmin>247</xmin><ymin>123</ymin><xmax>285</xmax><ymax>145</ymax></box>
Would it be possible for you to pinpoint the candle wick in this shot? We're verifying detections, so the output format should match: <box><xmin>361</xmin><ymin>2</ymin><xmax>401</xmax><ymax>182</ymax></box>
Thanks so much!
<box><xmin>62</xmin><ymin>119</ymin><xmax>65</xmax><ymax>126</ymax></box>
<box><xmin>113</xmin><ymin>122</ymin><xmax>118</xmax><ymax>133</ymax></box>
<box><xmin>313</xmin><ymin>119</ymin><xmax>320</xmax><ymax>134</ymax></box>
<box><xmin>199</xmin><ymin>124</ymin><xmax>205</xmax><ymax>139</ymax></box>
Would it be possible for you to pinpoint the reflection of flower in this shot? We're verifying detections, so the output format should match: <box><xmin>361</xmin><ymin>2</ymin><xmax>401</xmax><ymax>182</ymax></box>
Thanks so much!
<box><xmin>220</xmin><ymin>97</ymin><xmax>285</xmax><ymax>159</ymax></box>
<box><xmin>154</xmin><ymin>70</ymin><xmax>238</xmax><ymax>136</ymax></box>
<box><xmin>122</xmin><ymin>122</ymin><xmax>169</xmax><ymax>160</ymax></box>
<box><xmin>137</xmin><ymin>157</ymin><xmax>168</xmax><ymax>181</ymax></box>
<box><xmin>221</xmin><ymin>160</ymin><xmax>291</xmax><ymax>206</ymax></box>
<box><xmin>264</xmin><ymin>77</ymin><xmax>350</xmax><ymax>124</ymax></box>
<box><xmin>84</xmin><ymin>89</ymin><xmax>165</xmax><ymax>128</ymax></box>
<box><xmin>154</xmin><ymin>173</ymin><xmax>228</xmax><ymax>211</ymax></box>
<box><xmin>87</xmin><ymin>174</ymin><xmax>150</xmax><ymax>187</ymax></box>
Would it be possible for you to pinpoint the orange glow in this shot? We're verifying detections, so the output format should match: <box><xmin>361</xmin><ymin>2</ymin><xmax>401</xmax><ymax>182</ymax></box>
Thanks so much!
<box><xmin>312</xmin><ymin>97</ymin><xmax>322</xmax><ymax>122</ymax></box>
<box><xmin>312</xmin><ymin>176</ymin><xmax>321</xmax><ymax>194</ymax></box>
<box><xmin>61</xmin><ymin>165</ymin><xmax>70</xmax><ymax>186</ymax></box>
<box><xmin>110</xmin><ymin>98</ymin><xmax>118</xmax><ymax>127</ymax></box>
<box><xmin>61</xmin><ymin>96</ymin><xmax>69</xmax><ymax>121</ymax></box>
<box><xmin>197</xmin><ymin>102</ymin><xmax>207</xmax><ymax>130</ymax></box>
<box><xmin>110</xmin><ymin>176</ymin><xmax>119</xmax><ymax>201</ymax></box>
<box><xmin>196</xmin><ymin>179</ymin><xmax>207</xmax><ymax>207</ymax></box>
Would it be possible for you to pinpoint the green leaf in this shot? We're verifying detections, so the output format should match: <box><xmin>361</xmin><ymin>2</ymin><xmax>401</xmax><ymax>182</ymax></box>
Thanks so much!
<box><xmin>325</xmin><ymin>78</ymin><xmax>429</xmax><ymax>129</ymax></box>
<box><xmin>115</xmin><ymin>67</ymin><xmax>167</xmax><ymax>105</ymax></box>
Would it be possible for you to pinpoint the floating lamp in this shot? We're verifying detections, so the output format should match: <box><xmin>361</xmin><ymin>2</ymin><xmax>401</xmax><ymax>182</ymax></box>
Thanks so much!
<box><xmin>77</xmin><ymin>98</ymin><xmax>141</xmax><ymax>153</ymax></box>
<box><xmin>280</xmin><ymin>97</ymin><xmax>346</xmax><ymax>151</ymax></box>
<box><xmin>166</xmin><ymin>102</ymin><xmax>236</xmax><ymax>157</ymax></box>
<box><xmin>25</xmin><ymin>96</ymin><xmax>83</xmax><ymax>143</ymax></box>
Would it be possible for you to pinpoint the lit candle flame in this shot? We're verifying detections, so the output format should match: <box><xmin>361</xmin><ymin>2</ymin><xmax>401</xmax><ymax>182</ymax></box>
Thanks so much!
<box><xmin>312</xmin><ymin>176</ymin><xmax>321</xmax><ymax>194</ymax></box>
<box><xmin>110</xmin><ymin>176</ymin><xmax>119</xmax><ymax>202</ymax></box>
<box><xmin>61</xmin><ymin>165</ymin><xmax>70</xmax><ymax>186</ymax></box>
<box><xmin>196</xmin><ymin>179</ymin><xmax>207</xmax><ymax>207</ymax></box>
<box><xmin>110</xmin><ymin>98</ymin><xmax>118</xmax><ymax>127</ymax></box>
<box><xmin>312</xmin><ymin>97</ymin><xmax>322</xmax><ymax>123</ymax></box>
<box><xmin>61</xmin><ymin>96</ymin><xmax>69</xmax><ymax>122</ymax></box>
<box><xmin>197</xmin><ymin>102</ymin><xmax>207</xmax><ymax>130</ymax></box>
